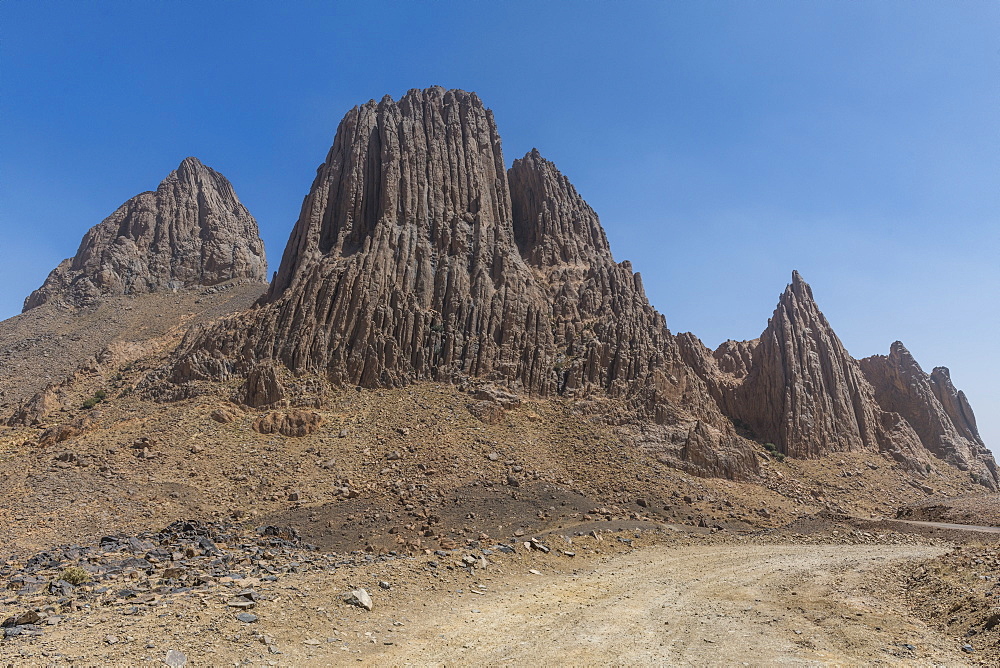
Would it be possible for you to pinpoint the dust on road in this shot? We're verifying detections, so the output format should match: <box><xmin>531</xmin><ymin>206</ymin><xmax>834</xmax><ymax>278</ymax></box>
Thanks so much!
<box><xmin>367</xmin><ymin>543</ymin><xmax>967</xmax><ymax>666</ymax></box>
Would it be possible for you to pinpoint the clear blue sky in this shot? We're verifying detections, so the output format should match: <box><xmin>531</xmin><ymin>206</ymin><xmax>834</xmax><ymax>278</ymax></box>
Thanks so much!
<box><xmin>2</xmin><ymin>1</ymin><xmax>997</xmax><ymax>450</ymax></box>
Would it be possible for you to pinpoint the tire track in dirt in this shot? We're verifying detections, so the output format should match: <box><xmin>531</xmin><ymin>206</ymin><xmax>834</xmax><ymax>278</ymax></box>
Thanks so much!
<box><xmin>367</xmin><ymin>544</ymin><xmax>970</xmax><ymax>666</ymax></box>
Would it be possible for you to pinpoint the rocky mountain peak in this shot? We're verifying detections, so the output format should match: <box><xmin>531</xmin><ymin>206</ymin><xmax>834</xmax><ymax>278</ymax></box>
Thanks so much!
<box><xmin>166</xmin><ymin>89</ymin><xmax>759</xmax><ymax>480</ymax></box>
<box><xmin>508</xmin><ymin>148</ymin><xmax>612</xmax><ymax>268</ymax></box>
<box><xmin>182</xmin><ymin>87</ymin><xmax>555</xmax><ymax>391</ymax></box>
<box><xmin>23</xmin><ymin>158</ymin><xmax>267</xmax><ymax>311</ymax></box>
<box><xmin>160</xmin><ymin>90</ymin><xmax>991</xmax><ymax>486</ymax></box>
<box><xmin>859</xmin><ymin>342</ymin><xmax>996</xmax><ymax>486</ymax></box>
<box><xmin>734</xmin><ymin>271</ymin><xmax>885</xmax><ymax>457</ymax></box>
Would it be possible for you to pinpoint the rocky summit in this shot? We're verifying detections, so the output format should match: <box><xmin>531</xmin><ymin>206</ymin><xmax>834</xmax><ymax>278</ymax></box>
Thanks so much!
<box><xmin>1</xmin><ymin>86</ymin><xmax>998</xmax><ymax>666</ymax></box>
<box><xmin>161</xmin><ymin>87</ymin><xmax>991</xmax><ymax>486</ymax></box>
<box><xmin>23</xmin><ymin>157</ymin><xmax>267</xmax><ymax>311</ymax></box>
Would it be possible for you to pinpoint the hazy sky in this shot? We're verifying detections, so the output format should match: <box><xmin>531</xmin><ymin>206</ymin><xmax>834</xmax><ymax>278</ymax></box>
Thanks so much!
<box><xmin>2</xmin><ymin>1</ymin><xmax>997</xmax><ymax>449</ymax></box>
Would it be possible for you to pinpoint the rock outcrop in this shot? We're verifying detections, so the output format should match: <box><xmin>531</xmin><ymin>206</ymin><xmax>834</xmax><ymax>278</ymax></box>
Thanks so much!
<box><xmin>676</xmin><ymin>272</ymin><xmax>1000</xmax><ymax>483</ymax></box>
<box><xmin>158</xmin><ymin>87</ymin><xmax>990</xmax><ymax>485</ymax></box>
<box><xmin>24</xmin><ymin>158</ymin><xmax>267</xmax><ymax>311</ymax></box>
<box><xmin>860</xmin><ymin>342</ymin><xmax>997</xmax><ymax>487</ymax></box>
<box><xmin>728</xmin><ymin>271</ymin><xmax>889</xmax><ymax>458</ymax></box>
<box><xmin>164</xmin><ymin>87</ymin><xmax>759</xmax><ymax>480</ymax></box>
<box><xmin>185</xmin><ymin>88</ymin><xmax>554</xmax><ymax>391</ymax></box>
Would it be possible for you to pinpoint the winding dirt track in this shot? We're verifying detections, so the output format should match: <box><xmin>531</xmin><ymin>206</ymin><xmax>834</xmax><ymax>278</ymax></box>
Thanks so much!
<box><xmin>368</xmin><ymin>544</ymin><xmax>968</xmax><ymax>667</ymax></box>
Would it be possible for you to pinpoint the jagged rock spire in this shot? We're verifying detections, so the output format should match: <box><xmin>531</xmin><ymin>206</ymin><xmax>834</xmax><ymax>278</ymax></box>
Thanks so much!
<box><xmin>730</xmin><ymin>271</ymin><xmax>886</xmax><ymax>457</ymax></box>
<box><xmin>861</xmin><ymin>342</ymin><xmax>997</xmax><ymax>487</ymax></box>
<box><xmin>24</xmin><ymin>158</ymin><xmax>267</xmax><ymax>311</ymax></box>
<box><xmin>179</xmin><ymin>88</ymin><xmax>555</xmax><ymax>390</ymax></box>
<box><xmin>167</xmin><ymin>89</ymin><xmax>759</xmax><ymax>480</ymax></box>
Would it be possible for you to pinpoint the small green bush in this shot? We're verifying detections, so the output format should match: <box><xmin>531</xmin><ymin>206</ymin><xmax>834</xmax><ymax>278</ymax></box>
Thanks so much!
<box><xmin>82</xmin><ymin>389</ymin><xmax>108</xmax><ymax>409</ymax></box>
<box><xmin>776</xmin><ymin>453</ymin><xmax>786</xmax><ymax>462</ymax></box>
<box><xmin>60</xmin><ymin>566</ymin><xmax>89</xmax><ymax>585</ymax></box>
<box><xmin>763</xmin><ymin>443</ymin><xmax>778</xmax><ymax>453</ymax></box>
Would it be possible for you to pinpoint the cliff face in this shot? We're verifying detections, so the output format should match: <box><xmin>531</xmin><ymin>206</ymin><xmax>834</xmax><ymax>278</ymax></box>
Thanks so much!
<box><xmin>730</xmin><ymin>272</ymin><xmax>886</xmax><ymax>458</ymax></box>
<box><xmin>24</xmin><ymin>158</ymin><xmax>267</xmax><ymax>311</ymax></box>
<box><xmin>678</xmin><ymin>272</ymin><xmax>997</xmax><ymax>486</ymax></box>
<box><xmin>159</xmin><ymin>87</ymin><xmax>991</xmax><ymax>485</ymax></box>
<box><xmin>184</xmin><ymin>88</ymin><xmax>554</xmax><ymax>390</ymax></box>
<box><xmin>165</xmin><ymin>87</ymin><xmax>758</xmax><ymax>479</ymax></box>
<box><xmin>860</xmin><ymin>342</ymin><xmax>997</xmax><ymax>487</ymax></box>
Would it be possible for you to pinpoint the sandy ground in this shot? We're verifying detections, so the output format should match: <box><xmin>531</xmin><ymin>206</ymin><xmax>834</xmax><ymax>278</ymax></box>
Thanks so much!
<box><xmin>361</xmin><ymin>543</ymin><xmax>967</xmax><ymax>666</ymax></box>
<box><xmin>2</xmin><ymin>536</ymin><xmax>985</xmax><ymax>666</ymax></box>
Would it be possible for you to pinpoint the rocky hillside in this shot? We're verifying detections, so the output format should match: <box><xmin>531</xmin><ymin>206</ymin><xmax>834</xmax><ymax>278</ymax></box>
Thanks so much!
<box><xmin>1</xmin><ymin>87</ymin><xmax>992</xmax><ymax>490</ymax></box>
<box><xmin>154</xmin><ymin>86</ymin><xmax>992</xmax><ymax>488</ymax></box>
<box><xmin>23</xmin><ymin>157</ymin><xmax>267</xmax><ymax>311</ymax></box>
<box><xmin>2</xmin><ymin>158</ymin><xmax>268</xmax><ymax>424</ymax></box>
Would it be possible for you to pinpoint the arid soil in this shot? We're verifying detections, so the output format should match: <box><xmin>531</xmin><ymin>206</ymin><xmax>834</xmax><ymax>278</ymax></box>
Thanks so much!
<box><xmin>2</xmin><ymin>299</ymin><xmax>999</xmax><ymax>665</ymax></box>
<box><xmin>899</xmin><ymin>494</ymin><xmax>1000</xmax><ymax>527</ymax></box>
<box><xmin>3</xmin><ymin>523</ymin><xmax>995</xmax><ymax>666</ymax></box>
<box><xmin>0</xmin><ymin>281</ymin><xmax>265</xmax><ymax>417</ymax></box>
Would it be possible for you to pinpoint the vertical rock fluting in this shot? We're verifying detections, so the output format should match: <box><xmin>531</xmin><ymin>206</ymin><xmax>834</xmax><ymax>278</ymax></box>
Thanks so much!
<box><xmin>164</xmin><ymin>89</ymin><xmax>993</xmax><ymax>483</ymax></box>
<box><xmin>167</xmin><ymin>89</ymin><xmax>758</xmax><ymax>479</ymax></box>
<box><xmin>507</xmin><ymin>149</ymin><xmax>758</xmax><ymax>478</ymax></box>
<box><xmin>729</xmin><ymin>271</ymin><xmax>885</xmax><ymax>457</ymax></box>
<box><xmin>24</xmin><ymin>158</ymin><xmax>267</xmax><ymax>310</ymax></box>
<box><xmin>678</xmin><ymin>272</ymin><xmax>935</xmax><ymax>472</ymax></box>
<box><xmin>507</xmin><ymin>148</ymin><xmax>670</xmax><ymax>398</ymax></box>
<box><xmin>860</xmin><ymin>343</ymin><xmax>997</xmax><ymax>487</ymax></box>
<box><xmin>175</xmin><ymin>88</ymin><xmax>557</xmax><ymax>391</ymax></box>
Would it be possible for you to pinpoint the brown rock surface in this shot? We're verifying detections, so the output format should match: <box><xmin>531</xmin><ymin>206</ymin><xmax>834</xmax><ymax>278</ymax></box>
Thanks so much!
<box><xmin>23</xmin><ymin>157</ymin><xmax>267</xmax><ymax>311</ymax></box>
<box><xmin>252</xmin><ymin>409</ymin><xmax>323</xmax><ymax>437</ymax></box>
<box><xmin>156</xmin><ymin>89</ymin><xmax>987</xmax><ymax>485</ymax></box>
<box><xmin>241</xmin><ymin>363</ymin><xmax>285</xmax><ymax>407</ymax></box>
<box><xmin>679</xmin><ymin>272</ymin><xmax>935</xmax><ymax>473</ymax></box>
<box><xmin>167</xmin><ymin>88</ymin><xmax>758</xmax><ymax>479</ymax></box>
<box><xmin>860</xmin><ymin>342</ymin><xmax>997</xmax><ymax>487</ymax></box>
<box><xmin>730</xmin><ymin>271</ymin><xmax>886</xmax><ymax>458</ymax></box>
<box><xmin>181</xmin><ymin>88</ymin><xmax>553</xmax><ymax>393</ymax></box>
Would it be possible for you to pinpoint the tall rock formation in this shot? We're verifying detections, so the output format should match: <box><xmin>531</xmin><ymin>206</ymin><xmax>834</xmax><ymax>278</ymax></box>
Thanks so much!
<box><xmin>186</xmin><ymin>88</ymin><xmax>554</xmax><ymax>390</ymax></box>
<box><xmin>166</xmin><ymin>87</ymin><xmax>758</xmax><ymax>479</ymax></box>
<box><xmin>860</xmin><ymin>342</ymin><xmax>997</xmax><ymax>487</ymax></box>
<box><xmin>678</xmin><ymin>272</ymin><xmax>933</xmax><ymax>471</ymax></box>
<box><xmin>159</xmin><ymin>87</ymin><xmax>991</xmax><ymax>485</ymax></box>
<box><xmin>24</xmin><ymin>157</ymin><xmax>267</xmax><ymax>311</ymax></box>
<box><xmin>730</xmin><ymin>271</ymin><xmax>888</xmax><ymax>458</ymax></box>
<box><xmin>507</xmin><ymin>148</ymin><xmax>670</xmax><ymax>400</ymax></box>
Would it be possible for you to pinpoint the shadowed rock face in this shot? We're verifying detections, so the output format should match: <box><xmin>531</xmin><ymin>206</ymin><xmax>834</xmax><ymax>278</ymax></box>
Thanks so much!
<box><xmin>24</xmin><ymin>158</ymin><xmax>267</xmax><ymax>311</ymax></box>
<box><xmin>165</xmin><ymin>87</ymin><xmax>759</xmax><ymax>479</ymax></box>
<box><xmin>860</xmin><ymin>342</ymin><xmax>997</xmax><ymax>488</ymax></box>
<box><xmin>160</xmin><ymin>87</ymin><xmax>991</xmax><ymax>483</ymax></box>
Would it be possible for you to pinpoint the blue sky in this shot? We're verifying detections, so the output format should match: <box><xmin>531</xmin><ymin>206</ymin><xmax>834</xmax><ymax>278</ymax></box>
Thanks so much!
<box><xmin>2</xmin><ymin>1</ymin><xmax>998</xmax><ymax>450</ymax></box>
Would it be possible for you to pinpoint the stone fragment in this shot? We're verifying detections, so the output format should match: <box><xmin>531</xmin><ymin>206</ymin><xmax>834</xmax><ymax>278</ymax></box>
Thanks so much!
<box><xmin>344</xmin><ymin>588</ymin><xmax>373</xmax><ymax>611</ymax></box>
<box><xmin>210</xmin><ymin>409</ymin><xmax>235</xmax><ymax>424</ymax></box>
<box><xmin>164</xmin><ymin>649</ymin><xmax>188</xmax><ymax>667</ymax></box>
<box><xmin>253</xmin><ymin>410</ymin><xmax>322</xmax><ymax>437</ymax></box>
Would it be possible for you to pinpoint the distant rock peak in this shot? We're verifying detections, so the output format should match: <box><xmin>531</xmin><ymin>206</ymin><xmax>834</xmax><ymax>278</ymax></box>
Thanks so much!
<box><xmin>24</xmin><ymin>158</ymin><xmax>267</xmax><ymax>311</ymax></box>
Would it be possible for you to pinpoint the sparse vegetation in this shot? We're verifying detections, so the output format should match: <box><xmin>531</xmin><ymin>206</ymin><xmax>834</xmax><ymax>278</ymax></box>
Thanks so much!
<box><xmin>59</xmin><ymin>566</ymin><xmax>89</xmax><ymax>584</ymax></box>
<box><xmin>762</xmin><ymin>443</ymin><xmax>785</xmax><ymax>462</ymax></box>
<box><xmin>82</xmin><ymin>389</ymin><xmax>107</xmax><ymax>409</ymax></box>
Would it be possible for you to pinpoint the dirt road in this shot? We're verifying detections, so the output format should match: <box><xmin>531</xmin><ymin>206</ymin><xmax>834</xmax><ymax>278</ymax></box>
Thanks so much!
<box><xmin>367</xmin><ymin>543</ymin><xmax>968</xmax><ymax>666</ymax></box>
